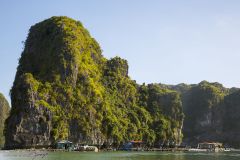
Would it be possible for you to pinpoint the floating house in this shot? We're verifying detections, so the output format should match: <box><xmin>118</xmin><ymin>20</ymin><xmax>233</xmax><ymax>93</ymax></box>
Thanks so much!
<box><xmin>56</xmin><ymin>140</ymin><xmax>73</xmax><ymax>150</ymax></box>
<box><xmin>197</xmin><ymin>142</ymin><xmax>224</xmax><ymax>152</ymax></box>
<box><xmin>122</xmin><ymin>141</ymin><xmax>144</xmax><ymax>151</ymax></box>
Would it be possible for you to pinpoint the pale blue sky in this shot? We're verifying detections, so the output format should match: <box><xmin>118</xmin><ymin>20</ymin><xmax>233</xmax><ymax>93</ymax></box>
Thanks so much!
<box><xmin>1</xmin><ymin>0</ymin><xmax>240</xmax><ymax>103</ymax></box>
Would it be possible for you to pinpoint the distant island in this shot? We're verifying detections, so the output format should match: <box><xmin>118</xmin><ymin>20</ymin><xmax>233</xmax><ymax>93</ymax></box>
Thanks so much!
<box><xmin>1</xmin><ymin>16</ymin><xmax>240</xmax><ymax>150</ymax></box>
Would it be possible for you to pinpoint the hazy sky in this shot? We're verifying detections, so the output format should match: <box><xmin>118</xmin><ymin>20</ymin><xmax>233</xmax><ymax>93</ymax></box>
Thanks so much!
<box><xmin>1</xmin><ymin>0</ymin><xmax>240</xmax><ymax>103</ymax></box>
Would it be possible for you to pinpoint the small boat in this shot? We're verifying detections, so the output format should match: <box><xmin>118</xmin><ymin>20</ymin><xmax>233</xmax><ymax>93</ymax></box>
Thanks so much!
<box><xmin>75</xmin><ymin>144</ymin><xmax>99</xmax><ymax>152</ymax></box>
<box><xmin>188</xmin><ymin>148</ymin><xmax>208</xmax><ymax>152</ymax></box>
<box><xmin>224</xmin><ymin>148</ymin><xmax>231</xmax><ymax>152</ymax></box>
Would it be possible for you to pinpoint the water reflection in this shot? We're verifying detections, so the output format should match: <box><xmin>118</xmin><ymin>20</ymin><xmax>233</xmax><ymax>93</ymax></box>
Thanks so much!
<box><xmin>0</xmin><ymin>151</ymin><xmax>240</xmax><ymax>160</ymax></box>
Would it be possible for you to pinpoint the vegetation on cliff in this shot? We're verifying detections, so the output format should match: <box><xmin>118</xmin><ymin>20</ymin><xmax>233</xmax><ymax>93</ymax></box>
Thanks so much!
<box><xmin>0</xmin><ymin>93</ymin><xmax>10</xmax><ymax>148</ymax></box>
<box><xmin>5</xmin><ymin>16</ymin><xmax>184</xmax><ymax>149</ymax></box>
<box><xmin>138</xmin><ymin>84</ymin><xmax>183</xmax><ymax>146</ymax></box>
<box><xmin>182</xmin><ymin>81</ymin><xmax>225</xmax><ymax>141</ymax></box>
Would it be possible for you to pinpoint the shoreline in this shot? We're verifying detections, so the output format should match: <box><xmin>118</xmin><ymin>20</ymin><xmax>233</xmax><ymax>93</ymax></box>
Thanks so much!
<box><xmin>1</xmin><ymin>147</ymin><xmax>235</xmax><ymax>152</ymax></box>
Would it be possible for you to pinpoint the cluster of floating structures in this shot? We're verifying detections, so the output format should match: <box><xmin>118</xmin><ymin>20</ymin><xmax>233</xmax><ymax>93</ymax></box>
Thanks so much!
<box><xmin>56</xmin><ymin>140</ymin><xmax>99</xmax><ymax>152</ymax></box>
<box><xmin>55</xmin><ymin>140</ymin><xmax>145</xmax><ymax>152</ymax></box>
<box><xmin>188</xmin><ymin>142</ymin><xmax>231</xmax><ymax>152</ymax></box>
<box><xmin>55</xmin><ymin>140</ymin><xmax>231</xmax><ymax>152</ymax></box>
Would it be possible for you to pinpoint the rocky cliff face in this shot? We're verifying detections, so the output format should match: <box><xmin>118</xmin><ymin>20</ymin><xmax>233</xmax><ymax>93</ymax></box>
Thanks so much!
<box><xmin>5</xmin><ymin>74</ymin><xmax>52</xmax><ymax>148</ymax></box>
<box><xmin>5</xmin><ymin>16</ymin><xmax>106</xmax><ymax>149</ymax></box>
<box><xmin>0</xmin><ymin>93</ymin><xmax>10</xmax><ymax>148</ymax></box>
<box><xmin>138</xmin><ymin>84</ymin><xmax>184</xmax><ymax>146</ymax></box>
<box><xmin>182</xmin><ymin>81</ymin><xmax>225</xmax><ymax>145</ymax></box>
<box><xmin>5</xmin><ymin>16</ymin><xmax>184</xmax><ymax>149</ymax></box>
<box><xmin>163</xmin><ymin>81</ymin><xmax>240</xmax><ymax>147</ymax></box>
<box><xmin>221</xmin><ymin>90</ymin><xmax>240</xmax><ymax>147</ymax></box>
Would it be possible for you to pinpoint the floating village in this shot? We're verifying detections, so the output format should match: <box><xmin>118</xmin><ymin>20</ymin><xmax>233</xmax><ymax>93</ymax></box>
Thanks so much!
<box><xmin>53</xmin><ymin>140</ymin><xmax>231</xmax><ymax>152</ymax></box>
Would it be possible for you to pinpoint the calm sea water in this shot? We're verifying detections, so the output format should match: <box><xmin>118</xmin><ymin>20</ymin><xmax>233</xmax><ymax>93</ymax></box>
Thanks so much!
<box><xmin>1</xmin><ymin>150</ymin><xmax>240</xmax><ymax>160</ymax></box>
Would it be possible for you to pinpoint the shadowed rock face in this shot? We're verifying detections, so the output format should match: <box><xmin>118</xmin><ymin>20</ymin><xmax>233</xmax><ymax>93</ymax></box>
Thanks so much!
<box><xmin>161</xmin><ymin>82</ymin><xmax>240</xmax><ymax>147</ymax></box>
<box><xmin>4</xmin><ymin>67</ymin><xmax>53</xmax><ymax>149</ymax></box>
<box><xmin>221</xmin><ymin>90</ymin><xmax>240</xmax><ymax>147</ymax></box>
<box><xmin>0</xmin><ymin>93</ymin><xmax>10</xmax><ymax>148</ymax></box>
